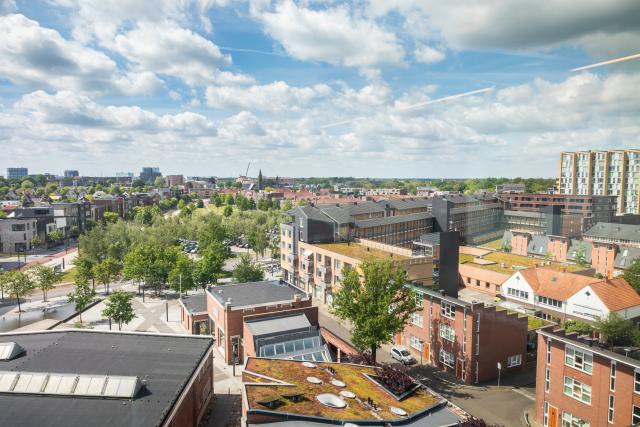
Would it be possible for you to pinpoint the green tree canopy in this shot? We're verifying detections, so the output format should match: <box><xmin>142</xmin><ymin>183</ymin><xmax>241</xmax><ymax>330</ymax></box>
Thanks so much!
<box><xmin>31</xmin><ymin>264</ymin><xmax>61</xmax><ymax>302</ymax></box>
<box><xmin>194</xmin><ymin>245</ymin><xmax>226</xmax><ymax>290</ymax></box>
<box><xmin>232</xmin><ymin>254</ymin><xmax>265</xmax><ymax>283</ymax></box>
<box><xmin>5</xmin><ymin>271</ymin><xmax>35</xmax><ymax>312</ymax></box>
<box><xmin>331</xmin><ymin>259</ymin><xmax>417</xmax><ymax>361</ymax></box>
<box><xmin>168</xmin><ymin>253</ymin><xmax>196</xmax><ymax>294</ymax></box>
<box><xmin>623</xmin><ymin>258</ymin><xmax>640</xmax><ymax>294</ymax></box>
<box><xmin>93</xmin><ymin>257</ymin><xmax>122</xmax><ymax>294</ymax></box>
<box><xmin>103</xmin><ymin>211</ymin><xmax>119</xmax><ymax>224</ymax></box>
<box><xmin>596</xmin><ymin>313</ymin><xmax>640</xmax><ymax>348</ymax></box>
<box><xmin>67</xmin><ymin>277</ymin><xmax>96</xmax><ymax>324</ymax></box>
<box><xmin>102</xmin><ymin>290</ymin><xmax>136</xmax><ymax>331</ymax></box>
<box><xmin>564</xmin><ymin>320</ymin><xmax>593</xmax><ymax>335</ymax></box>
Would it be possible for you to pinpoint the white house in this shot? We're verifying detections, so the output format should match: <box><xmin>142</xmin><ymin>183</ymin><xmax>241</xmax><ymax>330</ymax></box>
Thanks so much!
<box><xmin>501</xmin><ymin>267</ymin><xmax>640</xmax><ymax>323</ymax></box>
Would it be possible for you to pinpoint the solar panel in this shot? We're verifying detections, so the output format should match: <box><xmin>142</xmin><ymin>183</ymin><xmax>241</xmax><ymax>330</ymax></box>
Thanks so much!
<box><xmin>0</xmin><ymin>371</ymin><xmax>141</xmax><ymax>399</ymax></box>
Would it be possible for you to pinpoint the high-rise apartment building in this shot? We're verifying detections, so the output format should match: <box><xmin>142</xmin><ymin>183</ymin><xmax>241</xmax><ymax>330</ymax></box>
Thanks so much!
<box><xmin>559</xmin><ymin>150</ymin><xmax>640</xmax><ymax>215</ymax></box>
<box><xmin>63</xmin><ymin>170</ymin><xmax>79</xmax><ymax>177</ymax></box>
<box><xmin>139</xmin><ymin>167</ymin><xmax>161</xmax><ymax>183</ymax></box>
<box><xmin>6</xmin><ymin>168</ymin><xmax>28</xmax><ymax>180</ymax></box>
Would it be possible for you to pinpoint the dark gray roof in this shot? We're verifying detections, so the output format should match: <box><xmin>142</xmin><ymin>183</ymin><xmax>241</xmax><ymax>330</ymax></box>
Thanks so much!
<box><xmin>316</xmin><ymin>205</ymin><xmax>352</xmax><ymax>224</ymax></box>
<box><xmin>378</xmin><ymin>198</ymin><xmax>431</xmax><ymax>211</ymax></box>
<box><xmin>417</xmin><ymin>232</ymin><xmax>441</xmax><ymax>245</ymax></box>
<box><xmin>0</xmin><ymin>330</ymin><xmax>212</xmax><ymax>427</ymax></box>
<box><xmin>615</xmin><ymin>246</ymin><xmax>640</xmax><ymax>269</ymax></box>
<box><xmin>504</xmin><ymin>209</ymin><xmax>545</xmax><ymax>218</ymax></box>
<box><xmin>180</xmin><ymin>294</ymin><xmax>207</xmax><ymax>314</ymax></box>
<box><xmin>527</xmin><ymin>235</ymin><xmax>549</xmax><ymax>255</ymax></box>
<box><xmin>208</xmin><ymin>280</ymin><xmax>307</xmax><ymax>308</ymax></box>
<box><xmin>584</xmin><ymin>222</ymin><xmax>640</xmax><ymax>243</ymax></box>
<box><xmin>567</xmin><ymin>239</ymin><xmax>592</xmax><ymax>263</ymax></box>
<box><xmin>287</xmin><ymin>206</ymin><xmax>333</xmax><ymax>223</ymax></box>
<box><xmin>246</xmin><ymin>313</ymin><xmax>311</xmax><ymax>337</ymax></box>
<box><xmin>439</xmin><ymin>194</ymin><xmax>477</xmax><ymax>204</ymax></box>
<box><xmin>355</xmin><ymin>211</ymin><xmax>433</xmax><ymax>228</ymax></box>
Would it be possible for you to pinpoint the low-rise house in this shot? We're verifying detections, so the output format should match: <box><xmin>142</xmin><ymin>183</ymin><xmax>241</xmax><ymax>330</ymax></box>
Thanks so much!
<box><xmin>206</xmin><ymin>280</ymin><xmax>314</xmax><ymax>365</ymax></box>
<box><xmin>501</xmin><ymin>267</ymin><xmax>640</xmax><ymax>323</ymax></box>
<box><xmin>536</xmin><ymin>327</ymin><xmax>640</xmax><ymax>427</ymax></box>
<box><xmin>0</xmin><ymin>330</ymin><xmax>214</xmax><ymax>427</ymax></box>
<box><xmin>242</xmin><ymin>357</ymin><xmax>462</xmax><ymax>426</ymax></box>
<box><xmin>179</xmin><ymin>294</ymin><xmax>210</xmax><ymax>335</ymax></box>
<box><xmin>397</xmin><ymin>286</ymin><xmax>528</xmax><ymax>384</ymax></box>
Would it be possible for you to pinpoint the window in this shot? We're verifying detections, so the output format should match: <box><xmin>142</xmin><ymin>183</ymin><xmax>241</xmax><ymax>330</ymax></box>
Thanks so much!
<box><xmin>635</xmin><ymin>370</ymin><xmax>640</xmax><ymax>393</ymax></box>
<box><xmin>608</xmin><ymin>395</ymin><xmax>614</xmax><ymax>424</ymax></box>
<box><xmin>439</xmin><ymin>324</ymin><xmax>455</xmax><ymax>342</ymax></box>
<box><xmin>441</xmin><ymin>301</ymin><xmax>455</xmax><ymax>319</ymax></box>
<box><xmin>410</xmin><ymin>335</ymin><xmax>423</xmax><ymax>350</ymax></box>
<box><xmin>610</xmin><ymin>362</ymin><xmax>616</xmax><ymax>391</ymax></box>
<box><xmin>633</xmin><ymin>405</ymin><xmax>640</xmax><ymax>425</ymax></box>
<box><xmin>439</xmin><ymin>349</ymin><xmax>454</xmax><ymax>367</ymax></box>
<box><xmin>546</xmin><ymin>338</ymin><xmax>552</xmax><ymax>365</ymax></box>
<box><xmin>508</xmin><ymin>354</ymin><xmax>522</xmax><ymax>367</ymax></box>
<box><xmin>537</xmin><ymin>295</ymin><xmax>563</xmax><ymax>308</ymax></box>
<box><xmin>411</xmin><ymin>311</ymin><xmax>423</xmax><ymax>327</ymax></box>
<box><xmin>11</xmin><ymin>224</ymin><xmax>25</xmax><ymax>231</ymax></box>
<box><xmin>415</xmin><ymin>292</ymin><xmax>423</xmax><ymax>308</ymax></box>
<box><xmin>544</xmin><ymin>402</ymin><xmax>549</xmax><ymax>427</ymax></box>
<box><xmin>561</xmin><ymin>412</ymin><xmax>589</xmax><ymax>427</ymax></box>
<box><xmin>565</xmin><ymin>346</ymin><xmax>593</xmax><ymax>374</ymax></box>
<box><xmin>545</xmin><ymin>367</ymin><xmax>550</xmax><ymax>392</ymax></box>
<box><xmin>563</xmin><ymin>376</ymin><xmax>591</xmax><ymax>404</ymax></box>
<box><xmin>507</xmin><ymin>288</ymin><xmax>529</xmax><ymax>299</ymax></box>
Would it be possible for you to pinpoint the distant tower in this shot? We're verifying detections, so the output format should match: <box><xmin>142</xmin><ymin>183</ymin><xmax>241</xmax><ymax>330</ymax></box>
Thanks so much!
<box><xmin>258</xmin><ymin>169</ymin><xmax>264</xmax><ymax>191</ymax></box>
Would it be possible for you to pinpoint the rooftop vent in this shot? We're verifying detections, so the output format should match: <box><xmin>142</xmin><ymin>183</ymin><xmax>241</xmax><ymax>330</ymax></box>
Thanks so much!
<box><xmin>0</xmin><ymin>342</ymin><xmax>24</xmax><ymax>361</ymax></box>
<box><xmin>316</xmin><ymin>393</ymin><xmax>346</xmax><ymax>409</ymax></box>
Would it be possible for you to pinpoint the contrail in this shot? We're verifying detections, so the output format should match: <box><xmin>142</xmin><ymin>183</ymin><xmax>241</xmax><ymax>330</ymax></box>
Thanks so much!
<box><xmin>571</xmin><ymin>52</ymin><xmax>640</xmax><ymax>72</ymax></box>
<box><xmin>319</xmin><ymin>87</ymin><xmax>493</xmax><ymax>129</ymax></box>
<box><xmin>218</xmin><ymin>46</ymin><xmax>288</xmax><ymax>57</ymax></box>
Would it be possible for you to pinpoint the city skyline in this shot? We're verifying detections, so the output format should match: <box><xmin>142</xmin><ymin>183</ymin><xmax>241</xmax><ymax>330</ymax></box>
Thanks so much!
<box><xmin>1</xmin><ymin>1</ymin><xmax>639</xmax><ymax>177</ymax></box>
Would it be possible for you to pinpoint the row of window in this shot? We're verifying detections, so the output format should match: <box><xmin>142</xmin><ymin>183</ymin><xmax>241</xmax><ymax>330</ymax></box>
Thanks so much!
<box><xmin>507</xmin><ymin>288</ymin><xmax>529</xmax><ymax>300</ymax></box>
<box><xmin>537</xmin><ymin>295</ymin><xmax>563</xmax><ymax>309</ymax></box>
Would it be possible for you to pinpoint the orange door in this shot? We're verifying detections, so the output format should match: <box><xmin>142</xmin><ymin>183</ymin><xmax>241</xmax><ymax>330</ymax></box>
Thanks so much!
<box><xmin>548</xmin><ymin>405</ymin><xmax>558</xmax><ymax>427</ymax></box>
<box><xmin>423</xmin><ymin>344</ymin><xmax>430</xmax><ymax>364</ymax></box>
<box><xmin>455</xmin><ymin>359</ymin><xmax>463</xmax><ymax>379</ymax></box>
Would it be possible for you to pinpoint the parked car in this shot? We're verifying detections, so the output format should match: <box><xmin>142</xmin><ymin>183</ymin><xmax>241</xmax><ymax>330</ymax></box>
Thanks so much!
<box><xmin>390</xmin><ymin>346</ymin><xmax>416</xmax><ymax>365</ymax></box>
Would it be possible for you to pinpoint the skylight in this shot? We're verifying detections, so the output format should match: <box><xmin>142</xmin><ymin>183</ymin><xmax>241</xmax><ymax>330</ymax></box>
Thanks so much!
<box><xmin>0</xmin><ymin>342</ymin><xmax>25</xmax><ymax>361</ymax></box>
<box><xmin>0</xmin><ymin>371</ymin><xmax>142</xmax><ymax>399</ymax></box>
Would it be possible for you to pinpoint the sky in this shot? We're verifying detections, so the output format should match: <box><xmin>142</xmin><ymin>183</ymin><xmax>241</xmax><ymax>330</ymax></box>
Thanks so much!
<box><xmin>0</xmin><ymin>0</ymin><xmax>639</xmax><ymax>178</ymax></box>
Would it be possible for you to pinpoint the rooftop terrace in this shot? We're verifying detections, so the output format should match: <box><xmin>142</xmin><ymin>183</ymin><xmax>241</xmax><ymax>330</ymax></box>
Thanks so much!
<box><xmin>459</xmin><ymin>250</ymin><xmax>583</xmax><ymax>275</ymax></box>
<box><xmin>243</xmin><ymin>358</ymin><xmax>459</xmax><ymax>425</ymax></box>
<box><xmin>313</xmin><ymin>243</ymin><xmax>409</xmax><ymax>261</ymax></box>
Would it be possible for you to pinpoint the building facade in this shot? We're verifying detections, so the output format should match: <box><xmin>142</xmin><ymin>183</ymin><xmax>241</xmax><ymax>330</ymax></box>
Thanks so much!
<box><xmin>6</xmin><ymin>168</ymin><xmax>28</xmax><ymax>180</ymax></box>
<box><xmin>559</xmin><ymin>149</ymin><xmax>640</xmax><ymax>215</ymax></box>
<box><xmin>63</xmin><ymin>170</ymin><xmax>79</xmax><ymax>178</ymax></box>
<box><xmin>536</xmin><ymin>327</ymin><xmax>640</xmax><ymax>427</ymax></box>
<box><xmin>165</xmin><ymin>174</ymin><xmax>184</xmax><ymax>187</ymax></box>
<box><xmin>397</xmin><ymin>286</ymin><xmax>528</xmax><ymax>384</ymax></box>
<box><xmin>140</xmin><ymin>167</ymin><xmax>161</xmax><ymax>183</ymax></box>
<box><xmin>431</xmin><ymin>194</ymin><xmax>504</xmax><ymax>244</ymax></box>
<box><xmin>0</xmin><ymin>218</ymin><xmax>38</xmax><ymax>253</ymax></box>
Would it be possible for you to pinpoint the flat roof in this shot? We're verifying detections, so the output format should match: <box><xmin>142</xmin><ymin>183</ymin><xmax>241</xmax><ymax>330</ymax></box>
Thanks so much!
<box><xmin>0</xmin><ymin>330</ymin><xmax>213</xmax><ymax>427</ymax></box>
<box><xmin>313</xmin><ymin>242</ymin><xmax>409</xmax><ymax>261</ymax></box>
<box><xmin>243</xmin><ymin>358</ymin><xmax>459</xmax><ymax>425</ymax></box>
<box><xmin>208</xmin><ymin>280</ymin><xmax>308</xmax><ymax>309</ymax></box>
<box><xmin>246</xmin><ymin>314</ymin><xmax>311</xmax><ymax>337</ymax></box>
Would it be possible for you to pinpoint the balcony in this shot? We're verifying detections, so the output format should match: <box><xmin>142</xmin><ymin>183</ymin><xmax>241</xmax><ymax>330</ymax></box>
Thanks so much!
<box><xmin>301</xmin><ymin>259</ymin><xmax>314</xmax><ymax>272</ymax></box>
<box><xmin>317</xmin><ymin>265</ymin><xmax>332</xmax><ymax>284</ymax></box>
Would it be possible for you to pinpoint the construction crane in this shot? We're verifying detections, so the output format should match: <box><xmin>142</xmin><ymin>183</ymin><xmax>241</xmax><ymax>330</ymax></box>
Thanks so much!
<box><xmin>244</xmin><ymin>161</ymin><xmax>251</xmax><ymax>178</ymax></box>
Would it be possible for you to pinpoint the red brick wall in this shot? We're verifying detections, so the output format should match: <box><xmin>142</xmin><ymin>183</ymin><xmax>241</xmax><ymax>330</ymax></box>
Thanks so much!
<box><xmin>167</xmin><ymin>348</ymin><xmax>214</xmax><ymax>427</ymax></box>
<box><xmin>548</xmin><ymin>237</ymin><xmax>569</xmax><ymax>262</ymax></box>
<box><xmin>511</xmin><ymin>234</ymin><xmax>530</xmax><ymax>256</ymax></box>
<box><xmin>590</xmin><ymin>243</ymin><xmax>617</xmax><ymax>276</ymax></box>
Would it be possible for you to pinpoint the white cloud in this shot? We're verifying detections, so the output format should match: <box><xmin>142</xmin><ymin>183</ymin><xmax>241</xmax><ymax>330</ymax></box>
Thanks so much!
<box><xmin>414</xmin><ymin>45</ymin><xmax>445</xmax><ymax>64</ymax></box>
<box><xmin>254</xmin><ymin>0</ymin><xmax>404</xmax><ymax>68</ymax></box>
<box><xmin>0</xmin><ymin>14</ymin><xmax>162</xmax><ymax>95</ymax></box>
<box><xmin>113</xmin><ymin>22</ymin><xmax>234</xmax><ymax>86</ymax></box>
<box><xmin>0</xmin><ymin>0</ymin><xmax>16</xmax><ymax>14</ymax></box>
<box><xmin>206</xmin><ymin>81</ymin><xmax>332</xmax><ymax>112</ymax></box>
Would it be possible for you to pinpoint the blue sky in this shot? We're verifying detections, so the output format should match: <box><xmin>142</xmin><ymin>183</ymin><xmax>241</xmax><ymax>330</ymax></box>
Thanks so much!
<box><xmin>1</xmin><ymin>0</ymin><xmax>639</xmax><ymax>178</ymax></box>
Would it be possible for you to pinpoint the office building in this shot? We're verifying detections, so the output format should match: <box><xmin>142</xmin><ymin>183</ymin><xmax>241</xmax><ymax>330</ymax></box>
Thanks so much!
<box><xmin>242</xmin><ymin>357</ymin><xmax>461</xmax><ymax>426</ymax></box>
<box><xmin>165</xmin><ymin>174</ymin><xmax>184</xmax><ymax>187</ymax></box>
<box><xmin>63</xmin><ymin>170</ymin><xmax>79</xmax><ymax>178</ymax></box>
<box><xmin>536</xmin><ymin>327</ymin><xmax>640</xmax><ymax>427</ymax></box>
<box><xmin>0</xmin><ymin>218</ymin><xmax>38</xmax><ymax>253</ymax></box>
<box><xmin>431</xmin><ymin>194</ymin><xmax>504</xmax><ymax>244</ymax></box>
<box><xmin>0</xmin><ymin>330</ymin><xmax>214</xmax><ymax>427</ymax></box>
<box><xmin>559</xmin><ymin>149</ymin><xmax>640</xmax><ymax>215</ymax></box>
<box><xmin>396</xmin><ymin>285</ymin><xmax>528</xmax><ymax>384</ymax></box>
<box><xmin>6</xmin><ymin>168</ymin><xmax>28</xmax><ymax>180</ymax></box>
<box><xmin>139</xmin><ymin>167</ymin><xmax>161</xmax><ymax>183</ymax></box>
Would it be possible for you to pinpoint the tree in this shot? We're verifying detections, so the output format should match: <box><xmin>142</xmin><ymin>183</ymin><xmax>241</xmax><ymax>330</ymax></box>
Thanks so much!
<box><xmin>20</xmin><ymin>180</ymin><xmax>33</xmax><ymax>190</ymax></box>
<box><xmin>564</xmin><ymin>320</ymin><xmax>593</xmax><ymax>335</ymax></box>
<box><xmin>248</xmin><ymin>226</ymin><xmax>268</xmax><ymax>259</ymax></box>
<box><xmin>282</xmin><ymin>199</ymin><xmax>293</xmax><ymax>211</ymax></box>
<box><xmin>595</xmin><ymin>313</ymin><xmax>640</xmax><ymax>348</ymax></box>
<box><xmin>623</xmin><ymin>258</ymin><xmax>640</xmax><ymax>294</ymax></box>
<box><xmin>101</xmin><ymin>290</ymin><xmax>136</xmax><ymax>331</ymax></box>
<box><xmin>67</xmin><ymin>277</ymin><xmax>96</xmax><ymax>324</ymax></box>
<box><xmin>93</xmin><ymin>257</ymin><xmax>122</xmax><ymax>295</ymax></box>
<box><xmin>194</xmin><ymin>245</ymin><xmax>226</xmax><ymax>290</ymax></box>
<box><xmin>223</xmin><ymin>205</ymin><xmax>233</xmax><ymax>217</ymax></box>
<box><xmin>168</xmin><ymin>254</ymin><xmax>196</xmax><ymax>294</ymax></box>
<box><xmin>154</xmin><ymin>176</ymin><xmax>166</xmax><ymax>188</ymax></box>
<box><xmin>233</xmin><ymin>254</ymin><xmax>265</xmax><ymax>283</ymax></box>
<box><xmin>74</xmin><ymin>256</ymin><xmax>95</xmax><ymax>288</ymax></box>
<box><xmin>103</xmin><ymin>211</ymin><xmax>119</xmax><ymax>224</ymax></box>
<box><xmin>31</xmin><ymin>264</ymin><xmax>61</xmax><ymax>302</ymax></box>
<box><xmin>30</xmin><ymin>236</ymin><xmax>43</xmax><ymax>250</ymax></box>
<box><xmin>48</xmin><ymin>229</ymin><xmax>63</xmax><ymax>243</ymax></box>
<box><xmin>331</xmin><ymin>259</ymin><xmax>417</xmax><ymax>362</ymax></box>
<box><xmin>0</xmin><ymin>270</ymin><xmax>10</xmax><ymax>300</ymax></box>
<box><xmin>573</xmin><ymin>243</ymin><xmax>588</xmax><ymax>267</ymax></box>
<box><xmin>5</xmin><ymin>271</ymin><xmax>35</xmax><ymax>312</ymax></box>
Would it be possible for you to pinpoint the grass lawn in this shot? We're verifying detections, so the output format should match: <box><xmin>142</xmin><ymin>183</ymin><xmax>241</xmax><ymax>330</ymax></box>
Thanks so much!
<box><xmin>460</xmin><ymin>251</ymin><xmax>583</xmax><ymax>275</ymax></box>
<box><xmin>314</xmin><ymin>243</ymin><xmax>409</xmax><ymax>261</ymax></box>
<box><xmin>55</xmin><ymin>267</ymin><xmax>77</xmax><ymax>284</ymax></box>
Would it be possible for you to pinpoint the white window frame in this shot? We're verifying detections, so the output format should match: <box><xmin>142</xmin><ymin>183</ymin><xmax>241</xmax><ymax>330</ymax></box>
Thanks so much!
<box><xmin>546</xmin><ymin>338</ymin><xmax>552</xmax><ymax>365</ymax></box>
<box><xmin>633</xmin><ymin>405</ymin><xmax>640</xmax><ymax>425</ymax></box>
<box><xmin>635</xmin><ymin>369</ymin><xmax>640</xmax><ymax>394</ymax></box>
<box><xmin>411</xmin><ymin>311</ymin><xmax>423</xmax><ymax>327</ymax></box>
<box><xmin>563</xmin><ymin>376</ymin><xmax>591</xmax><ymax>405</ymax></box>
<box><xmin>608</xmin><ymin>395</ymin><xmax>614</xmax><ymax>424</ymax></box>
<box><xmin>507</xmin><ymin>354</ymin><xmax>522</xmax><ymax>368</ymax></box>
<box><xmin>415</xmin><ymin>292</ymin><xmax>423</xmax><ymax>308</ymax></box>
<box><xmin>410</xmin><ymin>335</ymin><xmax>423</xmax><ymax>351</ymax></box>
<box><xmin>439</xmin><ymin>349</ymin><xmax>454</xmax><ymax>368</ymax></box>
<box><xmin>610</xmin><ymin>361</ymin><xmax>616</xmax><ymax>392</ymax></box>
<box><xmin>545</xmin><ymin>367</ymin><xmax>550</xmax><ymax>393</ymax></box>
<box><xmin>565</xmin><ymin>345</ymin><xmax>593</xmax><ymax>374</ymax></box>
<box><xmin>561</xmin><ymin>411</ymin><xmax>590</xmax><ymax>427</ymax></box>
<box><xmin>439</xmin><ymin>324</ymin><xmax>455</xmax><ymax>342</ymax></box>
<box><xmin>543</xmin><ymin>401</ymin><xmax>549</xmax><ymax>427</ymax></box>
<box><xmin>441</xmin><ymin>301</ymin><xmax>455</xmax><ymax>319</ymax></box>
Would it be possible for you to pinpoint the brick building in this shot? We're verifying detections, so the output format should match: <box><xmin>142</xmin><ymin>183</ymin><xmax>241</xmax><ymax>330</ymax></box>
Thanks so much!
<box><xmin>396</xmin><ymin>286</ymin><xmax>527</xmax><ymax>384</ymax></box>
<box><xmin>0</xmin><ymin>330</ymin><xmax>213</xmax><ymax>427</ymax></box>
<box><xmin>165</xmin><ymin>174</ymin><xmax>184</xmax><ymax>187</ymax></box>
<box><xmin>536</xmin><ymin>327</ymin><xmax>640</xmax><ymax>427</ymax></box>
<box><xmin>206</xmin><ymin>280</ymin><xmax>313</xmax><ymax>364</ymax></box>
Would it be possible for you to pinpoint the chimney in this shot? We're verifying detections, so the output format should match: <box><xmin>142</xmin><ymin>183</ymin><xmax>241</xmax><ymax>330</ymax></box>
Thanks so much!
<box><xmin>607</xmin><ymin>269</ymin><xmax>613</xmax><ymax>280</ymax></box>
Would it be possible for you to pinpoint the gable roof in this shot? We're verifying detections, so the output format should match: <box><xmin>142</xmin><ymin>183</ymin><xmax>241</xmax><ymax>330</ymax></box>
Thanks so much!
<box><xmin>518</xmin><ymin>267</ymin><xmax>640</xmax><ymax>310</ymax></box>
<box><xmin>584</xmin><ymin>222</ymin><xmax>640</xmax><ymax>243</ymax></box>
<box><xmin>615</xmin><ymin>246</ymin><xmax>640</xmax><ymax>269</ymax></box>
